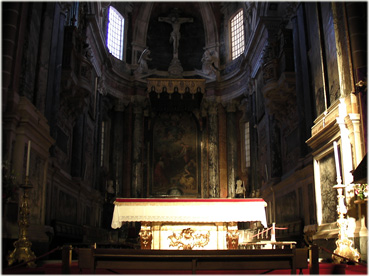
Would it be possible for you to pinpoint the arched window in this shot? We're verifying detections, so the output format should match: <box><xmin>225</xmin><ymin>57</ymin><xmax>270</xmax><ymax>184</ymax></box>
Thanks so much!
<box><xmin>230</xmin><ymin>9</ymin><xmax>245</xmax><ymax>60</ymax></box>
<box><xmin>107</xmin><ymin>6</ymin><xmax>125</xmax><ymax>60</ymax></box>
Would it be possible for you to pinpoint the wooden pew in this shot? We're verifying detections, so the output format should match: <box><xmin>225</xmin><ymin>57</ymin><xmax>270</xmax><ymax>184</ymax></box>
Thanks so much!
<box><xmin>75</xmin><ymin>248</ymin><xmax>301</xmax><ymax>274</ymax></box>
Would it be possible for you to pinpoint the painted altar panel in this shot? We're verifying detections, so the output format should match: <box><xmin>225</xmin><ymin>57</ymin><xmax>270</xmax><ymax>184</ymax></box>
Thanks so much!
<box><xmin>319</xmin><ymin>153</ymin><xmax>338</xmax><ymax>223</ymax></box>
<box><xmin>150</xmin><ymin>112</ymin><xmax>200</xmax><ymax>197</ymax></box>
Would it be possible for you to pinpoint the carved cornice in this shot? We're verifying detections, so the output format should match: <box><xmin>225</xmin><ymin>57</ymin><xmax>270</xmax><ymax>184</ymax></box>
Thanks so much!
<box><xmin>147</xmin><ymin>79</ymin><xmax>204</xmax><ymax>112</ymax></box>
<box><xmin>306</xmin><ymin>100</ymin><xmax>341</xmax><ymax>151</ymax></box>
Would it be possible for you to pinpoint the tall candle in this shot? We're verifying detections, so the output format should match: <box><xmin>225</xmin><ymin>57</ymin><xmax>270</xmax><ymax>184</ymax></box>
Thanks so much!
<box><xmin>26</xmin><ymin>140</ymin><xmax>31</xmax><ymax>177</ymax></box>
<box><xmin>333</xmin><ymin>141</ymin><xmax>341</xmax><ymax>180</ymax></box>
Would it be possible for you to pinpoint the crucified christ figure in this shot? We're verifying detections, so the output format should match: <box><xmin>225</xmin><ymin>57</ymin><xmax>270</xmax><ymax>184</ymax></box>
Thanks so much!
<box><xmin>159</xmin><ymin>13</ymin><xmax>193</xmax><ymax>59</ymax></box>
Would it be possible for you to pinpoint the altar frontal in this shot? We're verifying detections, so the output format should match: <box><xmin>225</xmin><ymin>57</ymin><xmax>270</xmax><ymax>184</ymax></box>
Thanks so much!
<box><xmin>111</xmin><ymin>198</ymin><xmax>267</xmax><ymax>250</ymax></box>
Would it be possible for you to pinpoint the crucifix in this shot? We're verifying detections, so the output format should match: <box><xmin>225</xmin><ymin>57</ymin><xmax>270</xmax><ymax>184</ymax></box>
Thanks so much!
<box><xmin>159</xmin><ymin>10</ymin><xmax>193</xmax><ymax>59</ymax></box>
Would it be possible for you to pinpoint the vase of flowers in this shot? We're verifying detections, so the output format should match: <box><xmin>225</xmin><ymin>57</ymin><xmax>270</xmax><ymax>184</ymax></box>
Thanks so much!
<box><xmin>354</xmin><ymin>183</ymin><xmax>368</xmax><ymax>200</ymax></box>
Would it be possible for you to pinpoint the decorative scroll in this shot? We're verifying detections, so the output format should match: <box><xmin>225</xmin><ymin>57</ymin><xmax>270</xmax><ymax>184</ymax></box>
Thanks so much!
<box><xmin>147</xmin><ymin>78</ymin><xmax>205</xmax><ymax>95</ymax></box>
<box><xmin>168</xmin><ymin>228</ymin><xmax>210</xmax><ymax>250</ymax></box>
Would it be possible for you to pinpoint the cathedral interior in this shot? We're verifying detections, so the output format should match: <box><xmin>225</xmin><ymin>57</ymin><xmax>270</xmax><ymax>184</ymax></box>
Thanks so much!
<box><xmin>2</xmin><ymin>1</ymin><xmax>367</xmax><ymax>265</ymax></box>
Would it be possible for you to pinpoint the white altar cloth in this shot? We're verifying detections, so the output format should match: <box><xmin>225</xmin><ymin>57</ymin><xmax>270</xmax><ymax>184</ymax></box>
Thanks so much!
<box><xmin>111</xmin><ymin>198</ymin><xmax>268</xmax><ymax>229</ymax></box>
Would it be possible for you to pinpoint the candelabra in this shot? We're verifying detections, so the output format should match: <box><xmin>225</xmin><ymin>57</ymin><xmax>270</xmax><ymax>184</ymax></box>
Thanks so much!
<box><xmin>332</xmin><ymin>141</ymin><xmax>360</xmax><ymax>263</ymax></box>
<box><xmin>7</xmin><ymin>176</ymin><xmax>37</xmax><ymax>268</ymax></box>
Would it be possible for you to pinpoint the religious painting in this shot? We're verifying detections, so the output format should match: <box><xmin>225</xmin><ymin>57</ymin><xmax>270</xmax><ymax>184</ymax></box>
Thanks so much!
<box><xmin>150</xmin><ymin>112</ymin><xmax>200</xmax><ymax>197</ymax></box>
<box><xmin>319</xmin><ymin>152</ymin><xmax>338</xmax><ymax>224</ymax></box>
<box><xmin>275</xmin><ymin>191</ymin><xmax>298</xmax><ymax>223</ymax></box>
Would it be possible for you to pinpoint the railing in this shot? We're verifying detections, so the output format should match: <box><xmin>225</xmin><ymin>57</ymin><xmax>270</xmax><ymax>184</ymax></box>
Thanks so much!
<box><xmin>253</xmin><ymin>222</ymin><xmax>288</xmax><ymax>241</ymax></box>
<box><xmin>2</xmin><ymin>243</ymin><xmax>367</xmax><ymax>275</ymax></box>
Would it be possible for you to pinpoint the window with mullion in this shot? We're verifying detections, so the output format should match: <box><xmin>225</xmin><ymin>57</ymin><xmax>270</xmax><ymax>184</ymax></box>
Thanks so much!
<box><xmin>107</xmin><ymin>6</ymin><xmax>124</xmax><ymax>60</ymax></box>
<box><xmin>230</xmin><ymin>9</ymin><xmax>245</xmax><ymax>60</ymax></box>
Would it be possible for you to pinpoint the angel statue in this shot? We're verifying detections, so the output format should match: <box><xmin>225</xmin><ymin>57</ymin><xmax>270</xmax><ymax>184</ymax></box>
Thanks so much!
<box><xmin>135</xmin><ymin>48</ymin><xmax>152</xmax><ymax>75</ymax></box>
<box><xmin>195</xmin><ymin>49</ymin><xmax>218</xmax><ymax>79</ymax></box>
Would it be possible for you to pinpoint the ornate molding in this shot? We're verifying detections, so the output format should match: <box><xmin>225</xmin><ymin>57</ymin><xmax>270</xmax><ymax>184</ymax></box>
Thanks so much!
<box><xmin>147</xmin><ymin>78</ymin><xmax>205</xmax><ymax>95</ymax></box>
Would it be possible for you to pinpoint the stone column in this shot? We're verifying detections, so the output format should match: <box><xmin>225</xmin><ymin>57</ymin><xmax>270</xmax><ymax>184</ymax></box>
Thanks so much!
<box><xmin>131</xmin><ymin>97</ymin><xmax>146</xmax><ymax>198</ymax></box>
<box><xmin>200</xmin><ymin>108</ymin><xmax>208</xmax><ymax>198</ymax></box>
<box><xmin>218</xmin><ymin>104</ymin><xmax>227</xmax><ymax>198</ymax></box>
<box><xmin>226</xmin><ymin>101</ymin><xmax>238</xmax><ymax>198</ymax></box>
<box><xmin>207</xmin><ymin>100</ymin><xmax>220</xmax><ymax>198</ymax></box>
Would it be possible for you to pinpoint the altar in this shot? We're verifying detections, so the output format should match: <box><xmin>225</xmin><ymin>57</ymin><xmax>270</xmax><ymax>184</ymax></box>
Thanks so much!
<box><xmin>111</xmin><ymin>198</ymin><xmax>268</xmax><ymax>250</ymax></box>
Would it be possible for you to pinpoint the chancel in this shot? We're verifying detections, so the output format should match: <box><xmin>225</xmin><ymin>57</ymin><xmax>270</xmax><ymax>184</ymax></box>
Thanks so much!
<box><xmin>2</xmin><ymin>1</ymin><xmax>367</xmax><ymax>273</ymax></box>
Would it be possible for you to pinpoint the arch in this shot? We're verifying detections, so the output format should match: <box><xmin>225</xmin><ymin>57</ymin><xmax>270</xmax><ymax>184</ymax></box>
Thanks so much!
<box><xmin>131</xmin><ymin>2</ymin><xmax>220</xmax><ymax>66</ymax></box>
<box><xmin>131</xmin><ymin>3</ymin><xmax>154</xmax><ymax>64</ymax></box>
<box><xmin>199</xmin><ymin>2</ymin><xmax>219</xmax><ymax>49</ymax></box>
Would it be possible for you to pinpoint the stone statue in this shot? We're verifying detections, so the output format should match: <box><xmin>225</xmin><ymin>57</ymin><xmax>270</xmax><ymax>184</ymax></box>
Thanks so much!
<box><xmin>201</xmin><ymin>49</ymin><xmax>218</xmax><ymax>76</ymax></box>
<box><xmin>235</xmin><ymin>178</ymin><xmax>246</xmax><ymax>198</ymax></box>
<box><xmin>135</xmin><ymin>48</ymin><xmax>152</xmax><ymax>75</ymax></box>
<box><xmin>195</xmin><ymin>49</ymin><xmax>219</xmax><ymax>80</ymax></box>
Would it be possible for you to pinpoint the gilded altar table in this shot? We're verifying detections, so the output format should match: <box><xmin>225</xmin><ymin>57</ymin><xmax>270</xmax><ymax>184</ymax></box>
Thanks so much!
<box><xmin>111</xmin><ymin>198</ymin><xmax>267</xmax><ymax>250</ymax></box>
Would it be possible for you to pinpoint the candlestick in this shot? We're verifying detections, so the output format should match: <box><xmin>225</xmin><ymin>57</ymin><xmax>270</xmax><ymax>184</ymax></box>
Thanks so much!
<box><xmin>332</xmin><ymin>142</ymin><xmax>360</xmax><ymax>263</ymax></box>
<box><xmin>26</xmin><ymin>141</ymin><xmax>31</xmax><ymax>177</ymax></box>
<box><xmin>7</xmin><ymin>179</ymin><xmax>36</xmax><ymax>267</ymax></box>
<box><xmin>333</xmin><ymin>141</ymin><xmax>341</xmax><ymax>181</ymax></box>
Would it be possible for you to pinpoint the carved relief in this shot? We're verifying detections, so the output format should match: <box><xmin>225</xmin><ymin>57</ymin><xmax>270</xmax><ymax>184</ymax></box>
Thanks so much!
<box><xmin>226</xmin><ymin>222</ymin><xmax>239</xmax><ymax>249</ymax></box>
<box><xmin>168</xmin><ymin>228</ymin><xmax>210</xmax><ymax>250</ymax></box>
<box><xmin>139</xmin><ymin>223</ymin><xmax>152</xmax><ymax>250</ymax></box>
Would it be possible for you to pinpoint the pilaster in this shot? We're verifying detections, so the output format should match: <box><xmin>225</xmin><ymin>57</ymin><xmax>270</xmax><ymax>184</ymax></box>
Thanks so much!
<box><xmin>131</xmin><ymin>97</ymin><xmax>147</xmax><ymax>197</ymax></box>
<box><xmin>207</xmin><ymin>100</ymin><xmax>220</xmax><ymax>198</ymax></box>
<box><xmin>225</xmin><ymin>101</ymin><xmax>238</xmax><ymax>198</ymax></box>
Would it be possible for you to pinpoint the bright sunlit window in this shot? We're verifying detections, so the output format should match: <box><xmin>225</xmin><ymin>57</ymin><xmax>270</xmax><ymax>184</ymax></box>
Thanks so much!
<box><xmin>107</xmin><ymin>6</ymin><xmax>124</xmax><ymax>60</ymax></box>
<box><xmin>230</xmin><ymin>9</ymin><xmax>245</xmax><ymax>60</ymax></box>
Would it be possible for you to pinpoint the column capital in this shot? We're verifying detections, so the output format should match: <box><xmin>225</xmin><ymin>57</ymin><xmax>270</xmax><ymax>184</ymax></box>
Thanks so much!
<box><xmin>202</xmin><ymin>97</ymin><xmax>220</xmax><ymax>115</ymax></box>
<box><xmin>131</xmin><ymin>96</ymin><xmax>148</xmax><ymax>114</ymax></box>
<box><xmin>223</xmin><ymin>99</ymin><xmax>238</xmax><ymax>113</ymax></box>
<box><xmin>114</xmin><ymin>98</ymin><xmax>130</xmax><ymax>112</ymax></box>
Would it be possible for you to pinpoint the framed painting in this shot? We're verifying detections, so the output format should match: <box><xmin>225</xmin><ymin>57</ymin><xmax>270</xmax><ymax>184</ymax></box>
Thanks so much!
<box><xmin>149</xmin><ymin>112</ymin><xmax>201</xmax><ymax>197</ymax></box>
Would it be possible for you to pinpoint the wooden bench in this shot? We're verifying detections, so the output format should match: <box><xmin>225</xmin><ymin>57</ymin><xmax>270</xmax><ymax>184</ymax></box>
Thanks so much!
<box><xmin>67</xmin><ymin>247</ymin><xmax>309</xmax><ymax>274</ymax></box>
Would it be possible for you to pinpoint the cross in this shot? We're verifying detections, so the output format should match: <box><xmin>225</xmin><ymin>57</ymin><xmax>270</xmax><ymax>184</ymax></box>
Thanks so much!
<box><xmin>159</xmin><ymin>10</ymin><xmax>193</xmax><ymax>59</ymax></box>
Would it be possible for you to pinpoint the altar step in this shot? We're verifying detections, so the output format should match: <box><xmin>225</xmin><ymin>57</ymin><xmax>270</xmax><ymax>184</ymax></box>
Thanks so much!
<box><xmin>3</xmin><ymin>261</ymin><xmax>367</xmax><ymax>274</ymax></box>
